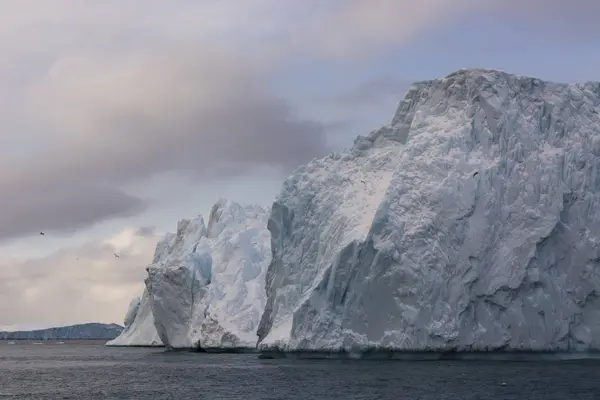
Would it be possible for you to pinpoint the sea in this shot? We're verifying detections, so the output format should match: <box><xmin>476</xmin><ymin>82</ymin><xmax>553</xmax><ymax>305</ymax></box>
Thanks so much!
<box><xmin>1</xmin><ymin>341</ymin><xmax>599</xmax><ymax>399</ymax></box>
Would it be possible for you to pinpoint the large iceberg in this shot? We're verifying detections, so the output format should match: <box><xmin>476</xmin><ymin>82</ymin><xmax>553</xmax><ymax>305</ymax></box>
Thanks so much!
<box><xmin>257</xmin><ymin>68</ymin><xmax>600</xmax><ymax>353</ymax></box>
<box><xmin>146</xmin><ymin>199</ymin><xmax>271</xmax><ymax>350</ymax></box>
<box><xmin>105</xmin><ymin>290</ymin><xmax>163</xmax><ymax>347</ymax></box>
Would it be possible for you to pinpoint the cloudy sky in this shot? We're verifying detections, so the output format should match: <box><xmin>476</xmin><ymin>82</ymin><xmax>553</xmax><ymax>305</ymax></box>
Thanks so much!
<box><xmin>0</xmin><ymin>0</ymin><xmax>599</xmax><ymax>330</ymax></box>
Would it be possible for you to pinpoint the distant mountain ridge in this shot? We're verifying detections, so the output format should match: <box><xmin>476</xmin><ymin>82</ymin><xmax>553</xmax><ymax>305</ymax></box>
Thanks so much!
<box><xmin>0</xmin><ymin>323</ymin><xmax>123</xmax><ymax>340</ymax></box>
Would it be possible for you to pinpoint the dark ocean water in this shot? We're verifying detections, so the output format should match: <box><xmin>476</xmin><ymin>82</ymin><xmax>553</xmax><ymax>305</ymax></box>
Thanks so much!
<box><xmin>1</xmin><ymin>341</ymin><xmax>599</xmax><ymax>399</ymax></box>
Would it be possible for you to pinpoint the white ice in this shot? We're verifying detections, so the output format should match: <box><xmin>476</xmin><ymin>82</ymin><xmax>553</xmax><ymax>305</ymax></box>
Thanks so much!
<box><xmin>257</xmin><ymin>68</ymin><xmax>600</xmax><ymax>352</ymax></box>
<box><xmin>146</xmin><ymin>199</ymin><xmax>271</xmax><ymax>349</ymax></box>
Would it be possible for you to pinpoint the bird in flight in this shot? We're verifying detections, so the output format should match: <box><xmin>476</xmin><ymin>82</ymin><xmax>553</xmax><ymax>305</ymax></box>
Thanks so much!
<box><xmin>40</xmin><ymin>232</ymin><xmax>45</xmax><ymax>235</ymax></box>
<box><xmin>114</xmin><ymin>253</ymin><xmax>120</xmax><ymax>258</ymax></box>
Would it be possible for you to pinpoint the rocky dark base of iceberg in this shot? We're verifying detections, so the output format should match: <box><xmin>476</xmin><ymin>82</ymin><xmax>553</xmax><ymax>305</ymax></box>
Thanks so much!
<box><xmin>191</xmin><ymin>347</ymin><xmax>259</xmax><ymax>354</ymax></box>
<box><xmin>104</xmin><ymin>344</ymin><xmax>165</xmax><ymax>348</ymax></box>
<box><xmin>161</xmin><ymin>346</ymin><xmax>259</xmax><ymax>353</ymax></box>
<box><xmin>257</xmin><ymin>349</ymin><xmax>600</xmax><ymax>361</ymax></box>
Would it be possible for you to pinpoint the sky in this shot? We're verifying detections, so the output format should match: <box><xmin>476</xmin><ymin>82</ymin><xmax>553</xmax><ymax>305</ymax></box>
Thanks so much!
<box><xmin>1</xmin><ymin>0</ymin><xmax>599</xmax><ymax>330</ymax></box>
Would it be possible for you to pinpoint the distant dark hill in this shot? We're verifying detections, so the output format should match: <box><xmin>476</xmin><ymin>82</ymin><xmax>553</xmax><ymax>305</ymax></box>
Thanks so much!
<box><xmin>0</xmin><ymin>323</ymin><xmax>123</xmax><ymax>340</ymax></box>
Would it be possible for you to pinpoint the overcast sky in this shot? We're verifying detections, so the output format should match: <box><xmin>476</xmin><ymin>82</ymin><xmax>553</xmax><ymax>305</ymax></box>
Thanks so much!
<box><xmin>1</xmin><ymin>0</ymin><xmax>599</xmax><ymax>330</ymax></box>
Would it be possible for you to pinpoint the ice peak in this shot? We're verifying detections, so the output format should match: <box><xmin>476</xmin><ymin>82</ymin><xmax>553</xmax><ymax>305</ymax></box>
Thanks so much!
<box><xmin>145</xmin><ymin>199</ymin><xmax>271</xmax><ymax>349</ymax></box>
<box><xmin>442</xmin><ymin>67</ymin><xmax>528</xmax><ymax>80</ymax></box>
<box><xmin>258</xmin><ymin>68</ymin><xmax>600</xmax><ymax>353</ymax></box>
<box><xmin>352</xmin><ymin>67</ymin><xmax>600</xmax><ymax>154</ymax></box>
<box><xmin>175</xmin><ymin>219</ymin><xmax>190</xmax><ymax>237</ymax></box>
<box><xmin>109</xmin><ymin>198</ymin><xmax>271</xmax><ymax>349</ymax></box>
<box><xmin>207</xmin><ymin>198</ymin><xmax>229</xmax><ymax>237</ymax></box>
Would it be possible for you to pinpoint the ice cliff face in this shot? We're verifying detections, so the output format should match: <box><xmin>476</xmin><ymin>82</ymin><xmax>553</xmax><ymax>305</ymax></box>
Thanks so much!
<box><xmin>105</xmin><ymin>290</ymin><xmax>163</xmax><ymax>347</ymax></box>
<box><xmin>257</xmin><ymin>68</ymin><xmax>600</xmax><ymax>352</ymax></box>
<box><xmin>146</xmin><ymin>199</ymin><xmax>271</xmax><ymax>349</ymax></box>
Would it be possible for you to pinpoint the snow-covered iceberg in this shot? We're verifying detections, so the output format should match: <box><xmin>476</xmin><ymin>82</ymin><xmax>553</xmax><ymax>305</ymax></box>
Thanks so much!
<box><xmin>257</xmin><ymin>68</ymin><xmax>600</xmax><ymax>353</ymax></box>
<box><xmin>146</xmin><ymin>199</ymin><xmax>271</xmax><ymax>350</ymax></box>
<box><xmin>105</xmin><ymin>290</ymin><xmax>163</xmax><ymax>347</ymax></box>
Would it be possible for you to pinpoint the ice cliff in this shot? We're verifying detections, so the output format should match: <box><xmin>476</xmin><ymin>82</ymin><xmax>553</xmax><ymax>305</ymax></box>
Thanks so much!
<box><xmin>145</xmin><ymin>199</ymin><xmax>271</xmax><ymax>350</ymax></box>
<box><xmin>105</xmin><ymin>290</ymin><xmax>163</xmax><ymax>347</ymax></box>
<box><xmin>257</xmin><ymin>68</ymin><xmax>600</xmax><ymax>353</ymax></box>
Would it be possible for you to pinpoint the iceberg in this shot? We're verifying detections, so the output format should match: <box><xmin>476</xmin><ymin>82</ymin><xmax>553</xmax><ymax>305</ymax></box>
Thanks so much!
<box><xmin>257</xmin><ymin>68</ymin><xmax>600</xmax><ymax>353</ymax></box>
<box><xmin>146</xmin><ymin>199</ymin><xmax>271</xmax><ymax>350</ymax></box>
<box><xmin>105</xmin><ymin>290</ymin><xmax>163</xmax><ymax>347</ymax></box>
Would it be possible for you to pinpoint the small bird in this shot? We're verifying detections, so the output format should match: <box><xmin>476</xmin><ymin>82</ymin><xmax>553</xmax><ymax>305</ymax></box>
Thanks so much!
<box><xmin>472</xmin><ymin>171</ymin><xmax>479</xmax><ymax>178</ymax></box>
<box><xmin>360</xmin><ymin>180</ymin><xmax>366</xmax><ymax>184</ymax></box>
<box><xmin>113</xmin><ymin>253</ymin><xmax>120</xmax><ymax>258</ymax></box>
<box><xmin>39</xmin><ymin>232</ymin><xmax>45</xmax><ymax>235</ymax></box>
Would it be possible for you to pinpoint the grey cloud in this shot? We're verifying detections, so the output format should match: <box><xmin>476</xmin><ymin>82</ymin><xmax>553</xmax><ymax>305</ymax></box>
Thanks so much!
<box><xmin>334</xmin><ymin>76</ymin><xmax>411</xmax><ymax>107</ymax></box>
<box><xmin>0</xmin><ymin>228</ymin><xmax>159</xmax><ymax>326</ymax></box>
<box><xmin>0</xmin><ymin>183</ymin><xmax>146</xmax><ymax>241</ymax></box>
<box><xmin>135</xmin><ymin>226</ymin><xmax>156</xmax><ymax>238</ymax></box>
<box><xmin>0</xmin><ymin>19</ymin><xmax>330</xmax><ymax>242</ymax></box>
<box><xmin>286</xmin><ymin>0</ymin><xmax>481</xmax><ymax>58</ymax></box>
<box><xmin>279</xmin><ymin>0</ymin><xmax>600</xmax><ymax>58</ymax></box>
<box><xmin>493</xmin><ymin>1</ymin><xmax>600</xmax><ymax>35</ymax></box>
<box><xmin>26</xmin><ymin>50</ymin><xmax>329</xmax><ymax>177</ymax></box>
<box><xmin>8</xmin><ymin>0</ymin><xmax>593</xmax><ymax>244</ymax></box>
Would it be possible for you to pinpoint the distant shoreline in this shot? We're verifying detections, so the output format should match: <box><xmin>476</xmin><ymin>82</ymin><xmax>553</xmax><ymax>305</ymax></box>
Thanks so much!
<box><xmin>0</xmin><ymin>322</ymin><xmax>123</xmax><ymax>341</ymax></box>
<box><xmin>0</xmin><ymin>339</ymin><xmax>167</xmax><ymax>348</ymax></box>
<box><xmin>0</xmin><ymin>338</ymin><xmax>120</xmax><ymax>342</ymax></box>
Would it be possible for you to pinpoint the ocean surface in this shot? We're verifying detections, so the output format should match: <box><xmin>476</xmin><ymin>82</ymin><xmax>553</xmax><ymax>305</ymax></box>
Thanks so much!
<box><xmin>1</xmin><ymin>341</ymin><xmax>600</xmax><ymax>399</ymax></box>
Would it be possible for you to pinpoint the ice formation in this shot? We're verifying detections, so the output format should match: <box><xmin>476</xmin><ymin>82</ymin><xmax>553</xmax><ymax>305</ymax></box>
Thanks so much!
<box><xmin>146</xmin><ymin>199</ymin><xmax>271</xmax><ymax>350</ymax></box>
<box><xmin>257</xmin><ymin>68</ymin><xmax>600</xmax><ymax>352</ymax></box>
<box><xmin>106</xmin><ymin>290</ymin><xmax>163</xmax><ymax>347</ymax></box>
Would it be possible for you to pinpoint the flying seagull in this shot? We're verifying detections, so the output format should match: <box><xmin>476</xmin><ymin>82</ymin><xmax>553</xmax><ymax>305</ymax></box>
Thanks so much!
<box><xmin>113</xmin><ymin>253</ymin><xmax>120</xmax><ymax>258</ymax></box>
<box><xmin>39</xmin><ymin>232</ymin><xmax>45</xmax><ymax>235</ymax></box>
<box><xmin>472</xmin><ymin>171</ymin><xmax>479</xmax><ymax>178</ymax></box>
